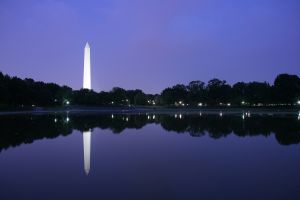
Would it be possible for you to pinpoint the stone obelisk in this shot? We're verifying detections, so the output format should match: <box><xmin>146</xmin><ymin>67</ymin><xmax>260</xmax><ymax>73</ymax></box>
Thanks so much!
<box><xmin>83</xmin><ymin>42</ymin><xmax>91</xmax><ymax>89</ymax></box>
<box><xmin>83</xmin><ymin>43</ymin><xmax>92</xmax><ymax>175</ymax></box>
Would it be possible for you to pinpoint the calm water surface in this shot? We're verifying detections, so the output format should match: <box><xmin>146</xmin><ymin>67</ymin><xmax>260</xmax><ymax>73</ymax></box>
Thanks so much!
<box><xmin>0</xmin><ymin>113</ymin><xmax>300</xmax><ymax>200</ymax></box>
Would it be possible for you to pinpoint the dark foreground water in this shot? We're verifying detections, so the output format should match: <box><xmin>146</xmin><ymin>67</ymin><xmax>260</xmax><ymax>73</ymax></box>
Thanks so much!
<box><xmin>0</xmin><ymin>112</ymin><xmax>300</xmax><ymax>200</ymax></box>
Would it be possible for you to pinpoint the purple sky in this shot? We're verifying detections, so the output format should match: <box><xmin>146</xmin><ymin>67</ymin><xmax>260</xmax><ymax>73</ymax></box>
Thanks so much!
<box><xmin>0</xmin><ymin>0</ymin><xmax>299</xmax><ymax>93</ymax></box>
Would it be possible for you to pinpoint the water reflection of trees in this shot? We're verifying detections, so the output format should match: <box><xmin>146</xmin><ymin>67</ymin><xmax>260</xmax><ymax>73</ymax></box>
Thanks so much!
<box><xmin>0</xmin><ymin>115</ymin><xmax>73</xmax><ymax>152</ymax></box>
<box><xmin>0</xmin><ymin>114</ymin><xmax>300</xmax><ymax>152</ymax></box>
<box><xmin>159</xmin><ymin>115</ymin><xmax>300</xmax><ymax>146</ymax></box>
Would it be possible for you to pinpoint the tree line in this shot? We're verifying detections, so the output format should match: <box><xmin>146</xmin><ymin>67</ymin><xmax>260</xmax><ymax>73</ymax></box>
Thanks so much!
<box><xmin>0</xmin><ymin>71</ymin><xmax>300</xmax><ymax>108</ymax></box>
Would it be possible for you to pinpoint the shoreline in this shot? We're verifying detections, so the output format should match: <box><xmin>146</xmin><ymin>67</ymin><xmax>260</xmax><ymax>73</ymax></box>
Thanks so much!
<box><xmin>0</xmin><ymin>106</ymin><xmax>299</xmax><ymax>116</ymax></box>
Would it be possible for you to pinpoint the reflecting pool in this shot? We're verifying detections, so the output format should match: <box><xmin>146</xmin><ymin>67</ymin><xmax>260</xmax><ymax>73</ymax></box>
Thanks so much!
<box><xmin>0</xmin><ymin>113</ymin><xmax>300</xmax><ymax>200</ymax></box>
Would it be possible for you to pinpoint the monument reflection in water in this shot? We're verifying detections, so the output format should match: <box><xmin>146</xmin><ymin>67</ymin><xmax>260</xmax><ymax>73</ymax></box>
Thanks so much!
<box><xmin>83</xmin><ymin>130</ymin><xmax>91</xmax><ymax>175</ymax></box>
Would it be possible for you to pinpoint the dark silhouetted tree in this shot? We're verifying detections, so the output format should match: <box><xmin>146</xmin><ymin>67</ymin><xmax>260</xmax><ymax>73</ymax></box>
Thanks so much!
<box><xmin>274</xmin><ymin>74</ymin><xmax>300</xmax><ymax>104</ymax></box>
<box><xmin>207</xmin><ymin>79</ymin><xmax>232</xmax><ymax>105</ymax></box>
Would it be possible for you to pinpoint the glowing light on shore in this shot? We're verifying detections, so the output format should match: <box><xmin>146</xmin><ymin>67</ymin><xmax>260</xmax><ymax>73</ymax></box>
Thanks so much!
<box><xmin>244</xmin><ymin>112</ymin><xmax>251</xmax><ymax>117</ymax></box>
<box><xmin>219</xmin><ymin>112</ymin><xmax>223</xmax><ymax>117</ymax></box>
<box><xmin>111</xmin><ymin>114</ymin><xmax>114</xmax><ymax>119</ymax></box>
<box><xmin>179</xmin><ymin>114</ymin><xmax>182</xmax><ymax>119</ymax></box>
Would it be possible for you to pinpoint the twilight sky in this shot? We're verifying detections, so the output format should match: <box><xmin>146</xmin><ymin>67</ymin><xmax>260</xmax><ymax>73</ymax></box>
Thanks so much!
<box><xmin>0</xmin><ymin>0</ymin><xmax>299</xmax><ymax>93</ymax></box>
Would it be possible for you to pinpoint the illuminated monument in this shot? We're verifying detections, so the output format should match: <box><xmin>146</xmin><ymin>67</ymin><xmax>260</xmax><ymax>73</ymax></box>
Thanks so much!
<box><xmin>83</xmin><ymin>42</ymin><xmax>91</xmax><ymax>175</ymax></box>
<box><xmin>83</xmin><ymin>42</ymin><xmax>91</xmax><ymax>89</ymax></box>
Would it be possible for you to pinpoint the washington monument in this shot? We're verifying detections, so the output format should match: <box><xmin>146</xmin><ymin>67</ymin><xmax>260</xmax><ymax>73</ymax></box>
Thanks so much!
<box><xmin>83</xmin><ymin>42</ymin><xmax>91</xmax><ymax>89</ymax></box>
<box><xmin>83</xmin><ymin>42</ymin><xmax>91</xmax><ymax>175</ymax></box>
